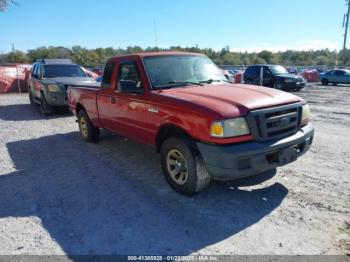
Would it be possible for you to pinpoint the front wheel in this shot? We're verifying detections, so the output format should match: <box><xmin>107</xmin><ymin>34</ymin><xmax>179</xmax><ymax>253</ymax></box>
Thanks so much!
<box><xmin>160</xmin><ymin>137</ymin><xmax>210</xmax><ymax>195</ymax></box>
<box><xmin>274</xmin><ymin>81</ymin><xmax>284</xmax><ymax>90</ymax></box>
<box><xmin>77</xmin><ymin>109</ymin><xmax>100</xmax><ymax>143</ymax></box>
<box><xmin>321</xmin><ymin>79</ymin><xmax>329</xmax><ymax>86</ymax></box>
<box><xmin>40</xmin><ymin>95</ymin><xmax>54</xmax><ymax>115</ymax></box>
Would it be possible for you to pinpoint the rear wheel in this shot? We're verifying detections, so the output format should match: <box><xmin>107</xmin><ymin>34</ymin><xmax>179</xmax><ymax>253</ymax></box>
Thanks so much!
<box><xmin>77</xmin><ymin>109</ymin><xmax>100</xmax><ymax>143</ymax></box>
<box><xmin>40</xmin><ymin>95</ymin><xmax>54</xmax><ymax>115</ymax></box>
<box><xmin>160</xmin><ymin>137</ymin><xmax>210</xmax><ymax>195</ymax></box>
<box><xmin>321</xmin><ymin>79</ymin><xmax>329</xmax><ymax>86</ymax></box>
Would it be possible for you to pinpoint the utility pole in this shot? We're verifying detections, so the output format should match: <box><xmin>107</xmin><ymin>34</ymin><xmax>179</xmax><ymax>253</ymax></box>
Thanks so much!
<box><xmin>12</xmin><ymin>43</ymin><xmax>21</xmax><ymax>93</ymax></box>
<box><xmin>342</xmin><ymin>0</ymin><xmax>350</xmax><ymax>67</ymax></box>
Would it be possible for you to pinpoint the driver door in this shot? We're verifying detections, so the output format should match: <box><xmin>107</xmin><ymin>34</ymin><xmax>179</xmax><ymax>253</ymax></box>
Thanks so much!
<box><xmin>263</xmin><ymin>66</ymin><xmax>273</xmax><ymax>87</ymax></box>
<box><xmin>98</xmin><ymin>60</ymin><xmax>151</xmax><ymax>144</ymax></box>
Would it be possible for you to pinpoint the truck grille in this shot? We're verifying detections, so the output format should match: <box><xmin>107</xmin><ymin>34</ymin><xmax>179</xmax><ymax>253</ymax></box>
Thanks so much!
<box><xmin>246</xmin><ymin>103</ymin><xmax>302</xmax><ymax>142</ymax></box>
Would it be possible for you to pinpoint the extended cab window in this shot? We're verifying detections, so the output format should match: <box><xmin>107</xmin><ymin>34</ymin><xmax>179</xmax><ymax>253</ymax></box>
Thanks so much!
<box><xmin>335</xmin><ymin>70</ymin><xmax>345</xmax><ymax>76</ymax></box>
<box><xmin>116</xmin><ymin>62</ymin><xmax>142</xmax><ymax>93</ymax></box>
<box><xmin>101</xmin><ymin>62</ymin><xmax>114</xmax><ymax>88</ymax></box>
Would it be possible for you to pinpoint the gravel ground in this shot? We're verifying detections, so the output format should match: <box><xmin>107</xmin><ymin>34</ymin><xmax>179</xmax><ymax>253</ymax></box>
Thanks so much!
<box><xmin>0</xmin><ymin>84</ymin><xmax>349</xmax><ymax>256</ymax></box>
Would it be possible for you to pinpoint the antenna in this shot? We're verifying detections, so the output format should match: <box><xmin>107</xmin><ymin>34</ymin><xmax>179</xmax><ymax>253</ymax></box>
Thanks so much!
<box><xmin>153</xmin><ymin>20</ymin><xmax>158</xmax><ymax>48</ymax></box>
<box><xmin>342</xmin><ymin>0</ymin><xmax>350</xmax><ymax>66</ymax></box>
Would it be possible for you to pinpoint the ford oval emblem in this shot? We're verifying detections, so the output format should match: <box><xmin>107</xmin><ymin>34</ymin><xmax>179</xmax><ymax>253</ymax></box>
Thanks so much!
<box><xmin>278</xmin><ymin>117</ymin><xmax>290</xmax><ymax>127</ymax></box>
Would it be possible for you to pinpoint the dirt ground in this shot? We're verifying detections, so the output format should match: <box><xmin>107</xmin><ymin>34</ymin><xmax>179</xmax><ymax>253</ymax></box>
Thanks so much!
<box><xmin>0</xmin><ymin>84</ymin><xmax>349</xmax><ymax>256</ymax></box>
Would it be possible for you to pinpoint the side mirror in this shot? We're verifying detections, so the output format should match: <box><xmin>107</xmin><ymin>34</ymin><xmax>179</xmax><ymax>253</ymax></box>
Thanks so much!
<box><xmin>117</xmin><ymin>80</ymin><xmax>143</xmax><ymax>94</ymax></box>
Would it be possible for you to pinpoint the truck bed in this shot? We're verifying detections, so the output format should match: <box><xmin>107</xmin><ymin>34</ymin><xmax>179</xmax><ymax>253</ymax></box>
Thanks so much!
<box><xmin>67</xmin><ymin>84</ymin><xmax>101</xmax><ymax>126</ymax></box>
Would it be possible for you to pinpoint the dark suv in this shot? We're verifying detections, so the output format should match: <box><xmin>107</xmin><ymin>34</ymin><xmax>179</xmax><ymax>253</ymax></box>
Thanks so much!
<box><xmin>243</xmin><ymin>65</ymin><xmax>306</xmax><ymax>91</ymax></box>
<box><xmin>28</xmin><ymin>59</ymin><xmax>97</xmax><ymax>115</ymax></box>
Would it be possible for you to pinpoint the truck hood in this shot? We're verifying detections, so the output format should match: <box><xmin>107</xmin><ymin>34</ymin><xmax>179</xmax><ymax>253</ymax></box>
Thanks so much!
<box><xmin>158</xmin><ymin>83</ymin><xmax>303</xmax><ymax>118</ymax></box>
<box><xmin>42</xmin><ymin>77</ymin><xmax>96</xmax><ymax>86</ymax></box>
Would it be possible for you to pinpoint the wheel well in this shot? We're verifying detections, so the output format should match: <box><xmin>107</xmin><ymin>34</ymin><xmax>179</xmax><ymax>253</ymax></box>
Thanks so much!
<box><xmin>156</xmin><ymin>125</ymin><xmax>192</xmax><ymax>152</ymax></box>
<box><xmin>75</xmin><ymin>103</ymin><xmax>84</xmax><ymax>115</ymax></box>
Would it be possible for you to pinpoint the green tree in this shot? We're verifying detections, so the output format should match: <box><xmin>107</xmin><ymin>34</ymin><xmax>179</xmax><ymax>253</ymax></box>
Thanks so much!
<box><xmin>0</xmin><ymin>0</ymin><xmax>15</xmax><ymax>11</ymax></box>
<box><xmin>222</xmin><ymin>52</ymin><xmax>241</xmax><ymax>65</ymax></box>
<box><xmin>258</xmin><ymin>50</ymin><xmax>275</xmax><ymax>64</ymax></box>
<box><xmin>5</xmin><ymin>50</ymin><xmax>29</xmax><ymax>63</ymax></box>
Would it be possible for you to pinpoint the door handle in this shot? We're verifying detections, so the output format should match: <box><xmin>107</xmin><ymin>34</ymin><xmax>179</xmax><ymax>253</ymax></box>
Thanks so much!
<box><xmin>111</xmin><ymin>97</ymin><xmax>116</xmax><ymax>104</ymax></box>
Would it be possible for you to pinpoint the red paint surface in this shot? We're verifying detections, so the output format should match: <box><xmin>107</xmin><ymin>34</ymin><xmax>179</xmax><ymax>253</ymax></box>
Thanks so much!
<box><xmin>301</xmin><ymin>70</ymin><xmax>320</xmax><ymax>83</ymax></box>
<box><xmin>68</xmin><ymin>52</ymin><xmax>303</xmax><ymax>146</ymax></box>
<box><xmin>0</xmin><ymin>64</ymin><xmax>31</xmax><ymax>93</ymax></box>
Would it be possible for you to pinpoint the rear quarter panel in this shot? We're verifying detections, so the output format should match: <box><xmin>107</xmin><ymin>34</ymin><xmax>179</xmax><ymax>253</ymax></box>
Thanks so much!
<box><xmin>67</xmin><ymin>87</ymin><xmax>101</xmax><ymax>127</ymax></box>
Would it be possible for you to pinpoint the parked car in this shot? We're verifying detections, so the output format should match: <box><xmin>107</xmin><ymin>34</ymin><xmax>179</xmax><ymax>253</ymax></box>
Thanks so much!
<box><xmin>68</xmin><ymin>52</ymin><xmax>314</xmax><ymax>195</ymax></box>
<box><xmin>300</xmin><ymin>69</ymin><xmax>320</xmax><ymax>83</ymax></box>
<box><xmin>243</xmin><ymin>65</ymin><xmax>306</xmax><ymax>91</ymax></box>
<box><xmin>320</xmin><ymin>69</ymin><xmax>350</xmax><ymax>86</ymax></box>
<box><xmin>221</xmin><ymin>69</ymin><xmax>234</xmax><ymax>83</ymax></box>
<box><xmin>82</xmin><ymin>67</ymin><xmax>99</xmax><ymax>80</ymax></box>
<box><xmin>286</xmin><ymin>67</ymin><xmax>299</xmax><ymax>75</ymax></box>
<box><xmin>28</xmin><ymin>59</ymin><xmax>97</xmax><ymax>115</ymax></box>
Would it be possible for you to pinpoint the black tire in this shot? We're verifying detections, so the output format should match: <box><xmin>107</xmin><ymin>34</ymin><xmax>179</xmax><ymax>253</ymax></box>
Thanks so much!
<box><xmin>77</xmin><ymin>109</ymin><xmax>100</xmax><ymax>143</ymax></box>
<box><xmin>332</xmin><ymin>82</ymin><xmax>338</xmax><ymax>86</ymax></box>
<box><xmin>321</xmin><ymin>79</ymin><xmax>329</xmax><ymax>86</ymax></box>
<box><xmin>160</xmin><ymin>137</ymin><xmax>210</xmax><ymax>195</ymax></box>
<box><xmin>274</xmin><ymin>81</ymin><xmax>284</xmax><ymax>90</ymax></box>
<box><xmin>40</xmin><ymin>95</ymin><xmax>54</xmax><ymax>115</ymax></box>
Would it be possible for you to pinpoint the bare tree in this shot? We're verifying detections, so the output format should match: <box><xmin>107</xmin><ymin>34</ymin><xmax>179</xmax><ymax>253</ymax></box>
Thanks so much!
<box><xmin>0</xmin><ymin>0</ymin><xmax>16</xmax><ymax>12</ymax></box>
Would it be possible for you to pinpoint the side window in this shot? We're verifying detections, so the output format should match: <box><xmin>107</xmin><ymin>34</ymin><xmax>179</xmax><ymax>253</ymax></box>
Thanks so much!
<box><xmin>263</xmin><ymin>66</ymin><xmax>270</xmax><ymax>77</ymax></box>
<box><xmin>245</xmin><ymin>67</ymin><xmax>253</xmax><ymax>76</ymax></box>
<box><xmin>101</xmin><ymin>62</ymin><xmax>114</xmax><ymax>88</ymax></box>
<box><xmin>253</xmin><ymin>66</ymin><xmax>261</xmax><ymax>78</ymax></box>
<box><xmin>116</xmin><ymin>62</ymin><xmax>142</xmax><ymax>93</ymax></box>
<box><xmin>31</xmin><ymin>64</ymin><xmax>37</xmax><ymax>78</ymax></box>
<box><xmin>36</xmin><ymin>64</ymin><xmax>42</xmax><ymax>78</ymax></box>
<box><xmin>335</xmin><ymin>70</ymin><xmax>345</xmax><ymax>76</ymax></box>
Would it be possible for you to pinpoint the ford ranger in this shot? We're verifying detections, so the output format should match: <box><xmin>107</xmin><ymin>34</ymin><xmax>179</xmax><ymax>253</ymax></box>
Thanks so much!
<box><xmin>68</xmin><ymin>52</ymin><xmax>314</xmax><ymax>195</ymax></box>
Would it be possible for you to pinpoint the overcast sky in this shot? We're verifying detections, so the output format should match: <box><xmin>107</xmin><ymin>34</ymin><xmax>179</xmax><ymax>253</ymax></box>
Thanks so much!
<box><xmin>0</xmin><ymin>0</ymin><xmax>345</xmax><ymax>53</ymax></box>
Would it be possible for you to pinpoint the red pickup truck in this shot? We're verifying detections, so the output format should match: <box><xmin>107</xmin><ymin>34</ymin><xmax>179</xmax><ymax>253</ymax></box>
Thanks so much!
<box><xmin>68</xmin><ymin>52</ymin><xmax>314</xmax><ymax>195</ymax></box>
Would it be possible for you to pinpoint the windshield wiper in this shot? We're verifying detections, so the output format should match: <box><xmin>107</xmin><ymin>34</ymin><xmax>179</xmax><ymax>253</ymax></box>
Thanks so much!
<box><xmin>199</xmin><ymin>79</ymin><xmax>231</xmax><ymax>84</ymax></box>
<box><xmin>168</xmin><ymin>81</ymin><xmax>204</xmax><ymax>86</ymax></box>
<box><xmin>153</xmin><ymin>81</ymin><xmax>204</xmax><ymax>89</ymax></box>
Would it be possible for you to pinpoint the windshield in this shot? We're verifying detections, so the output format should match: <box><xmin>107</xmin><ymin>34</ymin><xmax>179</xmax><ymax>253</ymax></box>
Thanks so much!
<box><xmin>43</xmin><ymin>65</ymin><xmax>87</xmax><ymax>78</ymax></box>
<box><xmin>143</xmin><ymin>55</ymin><xmax>227</xmax><ymax>89</ymax></box>
<box><xmin>269</xmin><ymin>65</ymin><xmax>289</xmax><ymax>75</ymax></box>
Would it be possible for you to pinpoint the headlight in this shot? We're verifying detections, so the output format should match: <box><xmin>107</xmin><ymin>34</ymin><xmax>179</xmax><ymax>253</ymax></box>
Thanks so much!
<box><xmin>285</xmin><ymin>79</ymin><xmax>294</xmax><ymax>83</ymax></box>
<box><xmin>210</xmin><ymin>117</ymin><xmax>250</xmax><ymax>138</ymax></box>
<box><xmin>301</xmin><ymin>104</ymin><xmax>310</xmax><ymax>126</ymax></box>
<box><xmin>47</xmin><ymin>84</ymin><xmax>61</xmax><ymax>92</ymax></box>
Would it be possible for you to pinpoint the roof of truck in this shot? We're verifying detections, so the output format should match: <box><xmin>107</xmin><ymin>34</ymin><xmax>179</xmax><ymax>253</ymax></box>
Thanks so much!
<box><xmin>137</xmin><ymin>51</ymin><xmax>204</xmax><ymax>57</ymax></box>
<box><xmin>106</xmin><ymin>52</ymin><xmax>205</xmax><ymax>63</ymax></box>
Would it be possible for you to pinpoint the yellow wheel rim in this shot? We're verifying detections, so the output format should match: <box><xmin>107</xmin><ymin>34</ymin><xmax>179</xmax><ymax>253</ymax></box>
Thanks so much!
<box><xmin>79</xmin><ymin>117</ymin><xmax>89</xmax><ymax>138</ymax></box>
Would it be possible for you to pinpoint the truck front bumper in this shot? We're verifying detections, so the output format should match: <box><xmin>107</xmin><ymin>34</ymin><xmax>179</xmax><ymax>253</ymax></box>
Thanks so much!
<box><xmin>283</xmin><ymin>81</ymin><xmax>306</xmax><ymax>91</ymax></box>
<box><xmin>45</xmin><ymin>91</ymin><xmax>68</xmax><ymax>107</ymax></box>
<box><xmin>196</xmin><ymin>124</ymin><xmax>314</xmax><ymax>181</ymax></box>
